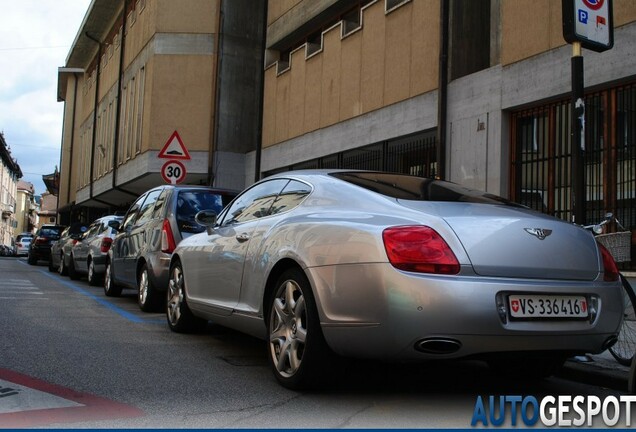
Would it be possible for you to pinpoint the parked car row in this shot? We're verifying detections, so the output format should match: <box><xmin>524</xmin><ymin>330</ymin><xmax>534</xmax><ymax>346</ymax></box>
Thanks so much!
<box><xmin>44</xmin><ymin>185</ymin><xmax>237</xmax><ymax>313</ymax></box>
<box><xmin>33</xmin><ymin>170</ymin><xmax>627</xmax><ymax>390</ymax></box>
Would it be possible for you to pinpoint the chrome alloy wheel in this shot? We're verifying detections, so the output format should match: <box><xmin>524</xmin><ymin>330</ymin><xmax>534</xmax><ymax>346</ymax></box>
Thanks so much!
<box><xmin>269</xmin><ymin>279</ymin><xmax>307</xmax><ymax>378</ymax></box>
<box><xmin>88</xmin><ymin>260</ymin><xmax>95</xmax><ymax>281</ymax></box>
<box><xmin>104</xmin><ymin>263</ymin><xmax>111</xmax><ymax>290</ymax></box>
<box><xmin>138</xmin><ymin>268</ymin><xmax>149</xmax><ymax>306</ymax></box>
<box><xmin>167</xmin><ymin>265</ymin><xmax>184</xmax><ymax>326</ymax></box>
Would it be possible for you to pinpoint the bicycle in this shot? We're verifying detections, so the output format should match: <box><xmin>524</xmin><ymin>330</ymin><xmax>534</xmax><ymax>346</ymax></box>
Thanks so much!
<box><xmin>584</xmin><ymin>213</ymin><xmax>635</xmax><ymax>366</ymax></box>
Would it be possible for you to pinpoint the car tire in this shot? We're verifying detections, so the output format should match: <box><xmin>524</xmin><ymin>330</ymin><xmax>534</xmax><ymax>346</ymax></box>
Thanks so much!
<box><xmin>58</xmin><ymin>253</ymin><xmax>68</xmax><ymax>276</ymax></box>
<box><xmin>266</xmin><ymin>267</ymin><xmax>336</xmax><ymax>390</ymax></box>
<box><xmin>104</xmin><ymin>260</ymin><xmax>122</xmax><ymax>297</ymax></box>
<box><xmin>138</xmin><ymin>263</ymin><xmax>162</xmax><ymax>312</ymax></box>
<box><xmin>68</xmin><ymin>255</ymin><xmax>80</xmax><ymax>280</ymax></box>
<box><xmin>166</xmin><ymin>259</ymin><xmax>207</xmax><ymax>333</ymax></box>
<box><xmin>87</xmin><ymin>259</ymin><xmax>100</xmax><ymax>286</ymax></box>
<box><xmin>27</xmin><ymin>253</ymin><xmax>36</xmax><ymax>265</ymax></box>
<box><xmin>48</xmin><ymin>256</ymin><xmax>56</xmax><ymax>272</ymax></box>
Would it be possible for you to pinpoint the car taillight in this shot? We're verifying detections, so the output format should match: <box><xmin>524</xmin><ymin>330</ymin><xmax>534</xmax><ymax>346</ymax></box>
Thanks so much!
<box><xmin>35</xmin><ymin>237</ymin><xmax>48</xmax><ymax>245</ymax></box>
<box><xmin>100</xmin><ymin>237</ymin><xmax>113</xmax><ymax>253</ymax></box>
<box><xmin>72</xmin><ymin>239</ymin><xmax>79</xmax><ymax>246</ymax></box>
<box><xmin>161</xmin><ymin>219</ymin><xmax>177</xmax><ymax>253</ymax></box>
<box><xmin>598</xmin><ymin>242</ymin><xmax>619</xmax><ymax>282</ymax></box>
<box><xmin>382</xmin><ymin>226</ymin><xmax>460</xmax><ymax>275</ymax></box>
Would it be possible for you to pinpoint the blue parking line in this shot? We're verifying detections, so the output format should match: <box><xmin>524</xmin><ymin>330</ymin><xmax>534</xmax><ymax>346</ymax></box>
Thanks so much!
<box><xmin>24</xmin><ymin>261</ymin><xmax>163</xmax><ymax>324</ymax></box>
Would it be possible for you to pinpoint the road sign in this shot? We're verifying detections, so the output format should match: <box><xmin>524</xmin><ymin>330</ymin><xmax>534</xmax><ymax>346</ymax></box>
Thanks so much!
<box><xmin>158</xmin><ymin>130</ymin><xmax>191</xmax><ymax>160</ymax></box>
<box><xmin>161</xmin><ymin>160</ymin><xmax>187</xmax><ymax>185</ymax></box>
<box><xmin>563</xmin><ymin>0</ymin><xmax>613</xmax><ymax>52</ymax></box>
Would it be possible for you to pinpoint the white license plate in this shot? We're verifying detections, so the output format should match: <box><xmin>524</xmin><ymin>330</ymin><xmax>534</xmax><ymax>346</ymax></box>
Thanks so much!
<box><xmin>508</xmin><ymin>295</ymin><xmax>588</xmax><ymax>319</ymax></box>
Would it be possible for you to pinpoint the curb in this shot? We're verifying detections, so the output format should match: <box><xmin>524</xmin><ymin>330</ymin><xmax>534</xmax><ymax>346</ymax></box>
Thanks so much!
<box><xmin>558</xmin><ymin>358</ymin><xmax>628</xmax><ymax>392</ymax></box>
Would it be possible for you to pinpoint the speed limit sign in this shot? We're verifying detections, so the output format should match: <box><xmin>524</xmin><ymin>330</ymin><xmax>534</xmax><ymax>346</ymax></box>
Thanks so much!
<box><xmin>161</xmin><ymin>160</ymin><xmax>187</xmax><ymax>184</ymax></box>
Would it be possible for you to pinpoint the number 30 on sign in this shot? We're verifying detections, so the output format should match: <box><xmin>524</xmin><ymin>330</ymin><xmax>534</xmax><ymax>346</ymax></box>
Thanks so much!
<box><xmin>161</xmin><ymin>160</ymin><xmax>187</xmax><ymax>184</ymax></box>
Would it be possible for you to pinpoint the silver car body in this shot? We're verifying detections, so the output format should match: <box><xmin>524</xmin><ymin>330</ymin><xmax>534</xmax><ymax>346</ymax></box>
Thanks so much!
<box><xmin>50</xmin><ymin>223</ymin><xmax>89</xmax><ymax>271</ymax></box>
<box><xmin>72</xmin><ymin>216</ymin><xmax>122</xmax><ymax>278</ymax></box>
<box><xmin>173</xmin><ymin>170</ymin><xmax>624</xmax><ymax>361</ymax></box>
<box><xmin>107</xmin><ymin>185</ymin><xmax>237</xmax><ymax>309</ymax></box>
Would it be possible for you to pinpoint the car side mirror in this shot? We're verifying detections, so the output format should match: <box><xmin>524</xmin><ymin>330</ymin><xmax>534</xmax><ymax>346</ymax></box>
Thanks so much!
<box><xmin>195</xmin><ymin>210</ymin><xmax>217</xmax><ymax>235</ymax></box>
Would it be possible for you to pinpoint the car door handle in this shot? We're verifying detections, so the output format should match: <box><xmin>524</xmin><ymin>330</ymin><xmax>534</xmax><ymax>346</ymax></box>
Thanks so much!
<box><xmin>236</xmin><ymin>233</ymin><xmax>250</xmax><ymax>242</ymax></box>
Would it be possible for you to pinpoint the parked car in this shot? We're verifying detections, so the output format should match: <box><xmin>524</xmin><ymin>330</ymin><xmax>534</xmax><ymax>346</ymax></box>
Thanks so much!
<box><xmin>49</xmin><ymin>222</ymin><xmax>90</xmax><ymax>275</ymax></box>
<box><xmin>0</xmin><ymin>245</ymin><xmax>14</xmax><ymax>256</ymax></box>
<box><xmin>105</xmin><ymin>185</ymin><xmax>237</xmax><ymax>311</ymax></box>
<box><xmin>165</xmin><ymin>170</ymin><xmax>625</xmax><ymax>389</ymax></box>
<box><xmin>28</xmin><ymin>225</ymin><xmax>66</xmax><ymax>265</ymax></box>
<box><xmin>15</xmin><ymin>235</ymin><xmax>33</xmax><ymax>256</ymax></box>
<box><xmin>68</xmin><ymin>215</ymin><xmax>123</xmax><ymax>285</ymax></box>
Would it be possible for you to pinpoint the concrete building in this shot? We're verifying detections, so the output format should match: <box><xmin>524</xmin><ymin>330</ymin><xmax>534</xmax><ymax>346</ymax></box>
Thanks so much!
<box><xmin>15</xmin><ymin>181</ymin><xmax>37</xmax><ymax>235</ymax></box>
<box><xmin>36</xmin><ymin>192</ymin><xmax>58</xmax><ymax>229</ymax></box>
<box><xmin>56</xmin><ymin>0</ymin><xmax>266</xmax><ymax>224</ymax></box>
<box><xmin>259</xmin><ymin>0</ymin><xmax>635</xmax><ymax>269</ymax></box>
<box><xmin>58</xmin><ymin>0</ymin><xmax>635</xmax><ymax>269</ymax></box>
<box><xmin>0</xmin><ymin>132</ymin><xmax>22</xmax><ymax>248</ymax></box>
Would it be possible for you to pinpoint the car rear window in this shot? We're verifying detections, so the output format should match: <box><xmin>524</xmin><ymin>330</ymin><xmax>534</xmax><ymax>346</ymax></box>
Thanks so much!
<box><xmin>38</xmin><ymin>227</ymin><xmax>64</xmax><ymax>239</ymax></box>
<box><xmin>331</xmin><ymin>172</ymin><xmax>524</xmax><ymax>207</ymax></box>
<box><xmin>176</xmin><ymin>190</ymin><xmax>236</xmax><ymax>234</ymax></box>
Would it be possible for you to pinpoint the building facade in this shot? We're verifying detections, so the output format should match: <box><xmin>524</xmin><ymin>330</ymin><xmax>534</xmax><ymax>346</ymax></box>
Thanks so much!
<box><xmin>58</xmin><ymin>0</ymin><xmax>635</xmax><ymax>269</ymax></box>
<box><xmin>15</xmin><ymin>181</ymin><xmax>37</xmax><ymax>235</ymax></box>
<box><xmin>0</xmin><ymin>132</ymin><xmax>22</xmax><ymax>247</ymax></box>
<box><xmin>258</xmin><ymin>0</ymin><xmax>635</xmax><ymax>269</ymax></box>
<box><xmin>57</xmin><ymin>0</ymin><xmax>266</xmax><ymax>224</ymax></box>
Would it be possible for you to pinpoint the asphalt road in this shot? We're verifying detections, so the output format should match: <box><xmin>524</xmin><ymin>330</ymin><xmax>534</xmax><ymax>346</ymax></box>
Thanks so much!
<box><xmin>0</xmin><ymin>256</ymin><xmax>630</xmax><ymax>428</ymax></box>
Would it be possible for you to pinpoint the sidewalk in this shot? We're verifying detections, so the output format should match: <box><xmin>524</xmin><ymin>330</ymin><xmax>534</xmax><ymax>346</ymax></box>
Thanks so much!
<box><xmin>558</xmin><ymin>275</ymin><xmax>635</xmax><ymax>392</ymax></box>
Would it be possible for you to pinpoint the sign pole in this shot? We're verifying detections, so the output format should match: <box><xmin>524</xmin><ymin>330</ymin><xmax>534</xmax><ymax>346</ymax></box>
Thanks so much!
<box><xmin>571</xmin><ymin>41</ymin><xmax>586</xmax><ymax>225</ymax></box>
<box><xmin>562</xmin><ymin>0</ymin><xmax>613</xmax><ymax>224</ymax></box>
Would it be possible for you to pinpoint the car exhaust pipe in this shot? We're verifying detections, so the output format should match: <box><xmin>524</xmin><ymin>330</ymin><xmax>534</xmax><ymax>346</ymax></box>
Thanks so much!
<box><xmin>602</xmin><ymin>335</ymin><xmax>618</xmax><ymax>351</ymax></box>
<box><xmin>415</xmin><ymin>338</ymin><xmax>462</xmax><ymax>355</ymax></box>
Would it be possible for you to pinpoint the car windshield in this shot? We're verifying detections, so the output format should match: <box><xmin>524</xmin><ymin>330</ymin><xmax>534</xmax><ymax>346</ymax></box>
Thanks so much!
<box><xmin>331</xmin><ymin>172</ymin><xmax>525</xmax><ymax>207</ymax></box>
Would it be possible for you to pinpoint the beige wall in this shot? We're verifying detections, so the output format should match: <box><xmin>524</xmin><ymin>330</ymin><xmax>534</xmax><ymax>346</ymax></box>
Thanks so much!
<box><xmin>268</xmin><ymin>0</ymin><xmax>302</xmax><ymax>25</ymax></box>
<box><xmin>155</xmin><ymin>0</ymin><xmax>218</xmax><ymax>33</ymax></box>
<box><xmin>59</xmin><ymin>74</ymin><xmax>84</xmax><ymax>207</ymax></box>
<box><xmin>263</xmin><ymin>0</ymin><xmax>439</xmax><ymax>148</ymax></box>
<box><xmin>502</xmin><ymin>0</ymin><xmax>636</xmax><ymax>66</ymax></box>
<box><xmin>146</xmin><ymin>55</ymin><xmax>215</xmax><ymax>154</ymax></box>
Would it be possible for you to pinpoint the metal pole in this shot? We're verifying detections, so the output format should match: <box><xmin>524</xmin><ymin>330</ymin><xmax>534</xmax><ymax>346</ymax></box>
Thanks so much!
<box><xmin>571</xmin><ymin>42</ymin><xmax>586</xmax><ymax>224</ymax></box>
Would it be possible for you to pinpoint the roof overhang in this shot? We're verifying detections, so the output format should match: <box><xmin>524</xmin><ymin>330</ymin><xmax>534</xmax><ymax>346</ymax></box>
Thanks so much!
<box><xmin>64</xmin><ymin>0</ymin><xmax>124</xmax><ymax>68</ymax></box>
<box><xmin>57</xmin><ymin>68</ymin><xmax>85</xmax><ymax>102</ymax></box>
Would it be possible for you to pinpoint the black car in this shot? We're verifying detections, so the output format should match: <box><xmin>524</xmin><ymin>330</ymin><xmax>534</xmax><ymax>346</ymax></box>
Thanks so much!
<box><xmin>28</xmin><ymin>224</ymin><xmax>66</xmax><ymax>265</ymax></box>
<box><xmin>106</xmin><ymin>185</ymin><xmax>237</xmax><ymax>311</ymax></box>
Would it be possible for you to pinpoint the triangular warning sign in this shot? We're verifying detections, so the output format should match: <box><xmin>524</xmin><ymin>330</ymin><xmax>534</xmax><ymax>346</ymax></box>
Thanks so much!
<box><xmin>158</xmin><ymin>130</ymin><xmax>191</xmax><ymax>160</ymax></box>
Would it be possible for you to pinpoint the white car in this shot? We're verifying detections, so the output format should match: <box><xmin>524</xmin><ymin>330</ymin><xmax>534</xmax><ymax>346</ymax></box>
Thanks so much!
<box><xmin>15</xmin><ymin>236</ymin><xmax>33</xmax><ymax>256</ymax></box>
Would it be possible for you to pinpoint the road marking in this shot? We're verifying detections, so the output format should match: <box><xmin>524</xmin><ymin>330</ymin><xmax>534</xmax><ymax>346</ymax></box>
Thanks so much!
<box><xmin>0</xmin><ymin>278</ymin><xmax>46</xmax><ymax>299</ymax></box>
<box><xmin>15</xmin><ymin>260</ymin><xmax>163</xmax><ymax>324</ymax></box>
<box><xmin>0</xmin><ymin>369</ymin><xmax>143</xmax><ymax>427</ymax></box>
<box><xmin>0</xmin><ymin>379</ymin><xmax>82</xmax><ymax>414</ymax></box>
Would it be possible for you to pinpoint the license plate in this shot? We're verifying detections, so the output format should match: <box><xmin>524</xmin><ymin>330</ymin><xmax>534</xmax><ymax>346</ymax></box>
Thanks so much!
<box><xmin>508</xmin><ymin>294</ymin><xmax>588</xmax><ymax>319</ymax></box>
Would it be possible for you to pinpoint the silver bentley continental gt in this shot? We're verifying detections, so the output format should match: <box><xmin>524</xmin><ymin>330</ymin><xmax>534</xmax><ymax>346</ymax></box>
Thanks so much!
<box><xmin>166</xmin><ymin>170</ymin><xmax>624</xmax><ymax>389</ymax></box>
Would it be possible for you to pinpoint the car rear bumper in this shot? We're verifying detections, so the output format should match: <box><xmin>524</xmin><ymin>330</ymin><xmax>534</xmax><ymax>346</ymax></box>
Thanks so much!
<box><xmin>29</xmin><ymin>245</ymin><xmax>52</xmax><ymax>260</ymax></box>
<box><xmin>307</xmin><ymin>263</ymin><xmax>624</xmax><ymax>361</ymax></box>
